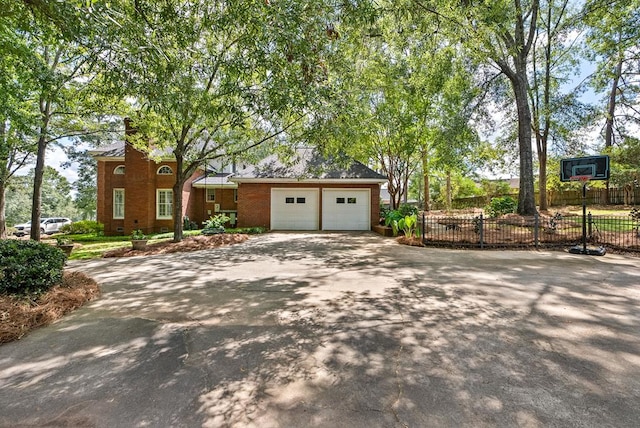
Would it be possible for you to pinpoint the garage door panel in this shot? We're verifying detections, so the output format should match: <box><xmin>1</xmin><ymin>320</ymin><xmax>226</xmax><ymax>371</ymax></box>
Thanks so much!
<box><xmin>322</xmin><ymin>189</ymin><xmax>370</xmax><ymax>231</ymax></box>
<box><xmin>271</xmin><ymin>189</ymin><xmax>318</xmax><ymax>230</ymax></box>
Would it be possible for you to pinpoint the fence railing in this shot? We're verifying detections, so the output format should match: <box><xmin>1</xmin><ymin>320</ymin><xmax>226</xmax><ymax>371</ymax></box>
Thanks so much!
<box><xmin>421</xmin><ymin>213</ymin><xmax>640</xmax><ymax>253</ymax></box>
<box><xmin>447</xmin><ymin>188</ymin><xmax>640</xmax><ymax>210</ymax></box>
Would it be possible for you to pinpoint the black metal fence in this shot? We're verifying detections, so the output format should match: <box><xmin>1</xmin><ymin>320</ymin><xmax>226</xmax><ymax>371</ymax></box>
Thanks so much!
<box><xmin>421</xmin><ymin>213</ymin><xmax>640</xmax><ymax>253</ymax></box>
<box><xmin>447</xmin><ymin>188</ymin><xmax>640</xmax><ymax>210</ymax></box>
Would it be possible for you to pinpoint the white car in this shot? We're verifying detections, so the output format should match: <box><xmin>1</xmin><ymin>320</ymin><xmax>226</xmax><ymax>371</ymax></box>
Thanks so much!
<box><xmin>13</xmin><ymin>218</ymin><xmax>72</xmax><ymax>236</ymax></box>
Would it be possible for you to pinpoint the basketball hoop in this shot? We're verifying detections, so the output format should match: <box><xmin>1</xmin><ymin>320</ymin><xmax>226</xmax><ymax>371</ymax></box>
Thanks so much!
<box><xmin>569</xmin><ymin>175</ymin><xmax>592</xmax><ymax>183</ymax></box>
<box><xmin>561</xmin><ymin>156</ymin><xmax>607</xmax><ymax>256</ymax></box>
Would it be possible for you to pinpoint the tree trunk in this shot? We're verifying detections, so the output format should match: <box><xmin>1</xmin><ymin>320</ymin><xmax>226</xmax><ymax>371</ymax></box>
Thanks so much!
<box><xmin>0</xmin><ymin>121</ymin><xmax>7</xmax><ymax>239</ymax></box>
<box><xmin>537</xmin><ymin>6</ymin><xmax>552</xmax><ymax>213</ymax></box>
<box><xmin>511</xmin><ymin>73</ymin><xmax>537</xmax><ymax>215</ymax></box>
<box><xmin>29</xmin><ymin>134</ymin><xmax>47</xmax><ymax>241</ymax></box>
<box><xmin>173</xmin><ymin>154</ymin><xmax>185</xmax><ymax>242</ymax></box>
<box><xmin>422</xmin><ymin>155</ymin><xmax>430</xmax><ymax>212</ymax></box>
<box><xmin>0</xmin><ymin>181</ymin><xmax>6</xmax><ymax>239</ymax></box>
<box><xmin>538</xmin><ymin>151</ymin><xmax>547</xmax><ymax>211</ymax></box>
<box><xmin>446</xmin><ymin>170</ymin><xmax>452</xmax><ymax>210</ymax></box>
<box><xmin>603</xmin><ymin>55</ymin><xmax>623</xmax><ymax>205</ymax></box>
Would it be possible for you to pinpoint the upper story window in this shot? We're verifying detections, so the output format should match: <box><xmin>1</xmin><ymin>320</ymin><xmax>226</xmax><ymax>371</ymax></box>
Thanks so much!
<box><xmin>157</xmin><ymin>165</ymin><xmax>173</xmax><ymax>175</ymax></box>
<box><xmin>114</xmin><ymin>165</ymin><xmax>125</xmax><ymax>175</ymax></box>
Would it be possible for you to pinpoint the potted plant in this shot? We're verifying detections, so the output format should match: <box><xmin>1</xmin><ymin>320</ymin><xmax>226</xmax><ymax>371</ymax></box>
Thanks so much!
<box><xmin>131</xmin><ymin>229</ymin><xmax>148</xmax><ymax>250</ymax></box>
<box><xmin>56</xmin><ymin>237</ymin><xmax>74</xmax><ymax>257</ymax></box>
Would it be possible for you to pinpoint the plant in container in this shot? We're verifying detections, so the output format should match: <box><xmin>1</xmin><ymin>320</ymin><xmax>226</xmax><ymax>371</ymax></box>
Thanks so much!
<box><xmin>56</xmin><ymin>237</ymin><xmax>74</xmax><ymax>257</ymax></box>
<box><xmin>131</xmin><ymin>229</ymin><xmax>148</xmax><ymax>250</ymax></box>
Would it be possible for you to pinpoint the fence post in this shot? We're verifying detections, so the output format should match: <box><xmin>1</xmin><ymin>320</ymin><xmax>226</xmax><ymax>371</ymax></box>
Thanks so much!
<box><xmin>588</xmin><ymin>212</ymin><xmax>593</xmax><ymax>237</ymax></box>
<box><xmin>422</xmin><ymin>211</ymin><xmax>425</xmax><ymax>243</ymax></box>
<box><xmin>534</xmin><ymin>212</ymin><xmax>539</xmax><ymax>249</ymax></box>
<box><xmin>479</xmin><ymin>214</ymin><xmax>484</xmax><ymax>249</ymax></box>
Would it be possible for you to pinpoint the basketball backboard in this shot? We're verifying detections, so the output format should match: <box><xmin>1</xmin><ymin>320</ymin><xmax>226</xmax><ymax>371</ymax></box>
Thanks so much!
<box><xmin>560</xmin><ymin>155</ymin><xmax>610</xmax><ymax>182</ymax></box>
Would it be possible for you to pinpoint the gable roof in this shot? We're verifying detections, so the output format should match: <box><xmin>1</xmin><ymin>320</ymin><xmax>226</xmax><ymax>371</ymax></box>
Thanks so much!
<box><xmin>230</xmin><ymin>148</ymin><xmax>387</xmax><ymax>184</ymax></box>
<box><xmin>88</xmin><ymin>141</ymin><xmax>126</xmax><ymax>160</ymax></box>
<box><xmin>191</xmin><ymin>173</ymin><xmax>237</xmax><ymax>188</ymax></box>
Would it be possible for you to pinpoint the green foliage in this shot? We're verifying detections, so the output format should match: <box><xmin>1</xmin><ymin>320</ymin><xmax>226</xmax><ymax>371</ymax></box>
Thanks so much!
<box><xmin>5</xmin><ymin>167</ymin><xmax>79</xmax><ymax>228</ymax></box>
<box><xmin>62</xmin><ymin>148</ymin><xmax>97</xmax><ymax>220</ymax></box>
<box><xmin>242</xmin><ymin>227</ymin><xmax>267</xmax><ymax>235</ymax></box>
<box><xmin>205</xmin><ymin>214</ymin><xmax>230</xmax><ymax>229</ymax></box>
<box><xmin>55</xmin><ymin>236</ymin><xmax>73</xmax><ymax>246</ymax></box>
<box><xmin>202</xmin><ymin>214</ymin><xmax>230</xmax><ymax>235</ymax></box>
<box><xmin>481</xmin><ymin>179</ymin><xmax>512</xmax><ymax>196</ymax></box>
<box><xmin>485</xmin><ymin>196</ymin><xmax>518</xmax><ymax>217</ymax></box>
<box><xmin>60</xmin><ymin>220</ymin><xmax>104</xmax><ymax>235</ymax></box>
<box><xmin>384</xmin><ymin>209</ymin><xmax>405</xmax><ymax>236</ymax></box>
<box><xmin>131</xmin><ymin>229</ymin><xmax>147</xmax><ymax>240</ymax></box>
<box><xmin>0</xmin><ymin>240</ymin><xmax>65</xmax><ymax>296</ymax></box>
<box><xmin>183</xmin><ymin>216</ymin><xmax>198</xmax><ymax>231</ymax></box>
<box><xmin>398</xmin><ymin>214</ymin><xmax>419</xmax><ymax>238</ymax></box>
<box><xmin>384</xmin><ymin>208</ymin><xmax>419</xmax><ymax>237</ymax></box>
<box><xmin>398</xmin><ymin>204</ymin><xmax>418</xmax><ymax>217</ymax></box>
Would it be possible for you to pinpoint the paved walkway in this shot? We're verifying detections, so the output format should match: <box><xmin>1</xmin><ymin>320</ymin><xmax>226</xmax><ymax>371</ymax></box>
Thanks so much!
<box><xmin>1</xmin><ymin>232</ymin><xmax>640</xmax><ymax>427</ymax></box>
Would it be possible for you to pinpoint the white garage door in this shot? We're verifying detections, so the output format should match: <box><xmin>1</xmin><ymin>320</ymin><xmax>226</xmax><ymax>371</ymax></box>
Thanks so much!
<box><xmin>322</xmin><ymin>189</ymin><xmax>370</xmax><ymax>231</ymax></box>
<box><xmin>271</xmin><ymin>188</ymin><xmax>319</xmax><ymax>230</ymax></box>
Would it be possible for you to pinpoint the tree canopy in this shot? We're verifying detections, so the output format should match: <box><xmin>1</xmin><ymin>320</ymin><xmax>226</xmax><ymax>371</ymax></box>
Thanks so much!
<box><xmin>1</xmin><ymin>0</ymin><xmax>639</xmax><ymax>233</ymax></box>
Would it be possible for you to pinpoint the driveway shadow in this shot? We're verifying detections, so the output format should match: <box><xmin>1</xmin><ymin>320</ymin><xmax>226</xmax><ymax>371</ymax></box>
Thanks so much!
<box><xmin>1</xmin><ymin>233</ymin><xmax>639</xmax><ymax>427</ymax></box>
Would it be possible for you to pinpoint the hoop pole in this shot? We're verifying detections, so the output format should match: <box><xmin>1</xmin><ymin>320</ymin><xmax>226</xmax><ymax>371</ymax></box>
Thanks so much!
<box><xmin>581</xmin><ymin>182</ymin><xmax>587</xmax><ymax>253</ymax></box>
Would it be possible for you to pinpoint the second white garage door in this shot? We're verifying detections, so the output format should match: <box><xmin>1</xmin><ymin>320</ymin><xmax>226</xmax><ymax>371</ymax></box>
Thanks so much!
<box><xmin>322</xmin><ymin>189</ymin><xmax>370</xmax><ymax>231</ymax></box>
<box><xmin>271</xmin><ymin>188</ymin><xmax>319</xmax><ymax>230</ymax></box>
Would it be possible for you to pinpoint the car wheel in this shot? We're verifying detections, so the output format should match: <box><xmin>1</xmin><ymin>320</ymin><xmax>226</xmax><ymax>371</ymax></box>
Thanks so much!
<box><xmin>40</xmin><ymin>228</ymin><xmax>46</xmax><ymax>234</ymax></box>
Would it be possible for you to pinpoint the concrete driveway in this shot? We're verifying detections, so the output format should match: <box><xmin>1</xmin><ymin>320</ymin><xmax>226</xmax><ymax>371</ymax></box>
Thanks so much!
<box><xmin>1</xmin><ymin>232</ymin><xmax>640</xmax><ymax>427</ymax></box>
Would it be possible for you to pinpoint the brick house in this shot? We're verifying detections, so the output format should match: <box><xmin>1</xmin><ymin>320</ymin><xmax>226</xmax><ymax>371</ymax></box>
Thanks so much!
<box><xmin>91</xmin><ymin>142</ymin><xmax>387</xmax><ymax>236</ymax></box>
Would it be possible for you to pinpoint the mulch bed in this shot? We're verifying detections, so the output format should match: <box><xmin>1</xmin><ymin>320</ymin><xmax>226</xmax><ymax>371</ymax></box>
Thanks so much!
<box><xmin>397</xmin><ymin>236</ymin><xmax>424</xmax><ymax>247</ymax></box>
<box><xmin>102</xmin><ymin>233</ymin><xmax>250</xmax><ymax>258</ymax></box>
<box><xmin>0</xmin><ymin>271</ymin><xmax>100</xmax><ymax>344</ymax></box>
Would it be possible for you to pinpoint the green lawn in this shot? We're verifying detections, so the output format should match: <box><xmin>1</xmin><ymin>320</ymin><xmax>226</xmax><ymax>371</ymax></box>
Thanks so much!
<box><xmin>589</xmin><ymin>217</ymin><xmax>638</xmax><ymax>233</ymax></box>
<box><xmin>62</xmin><ymin>228</ymin><xmax>264</xmax><ymax>260</ymax></box>
<box><xmin>566</xmin><ymin>206</ymin><xmax>637</xmax><ymax>216</ymax></box>
<box><xmin>64</xmin><ymin>231</ymin><xmax>200</xmax><ymax>260</ymax></box>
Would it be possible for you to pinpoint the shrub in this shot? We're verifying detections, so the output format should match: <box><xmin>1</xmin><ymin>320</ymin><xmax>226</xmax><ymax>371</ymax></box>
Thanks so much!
<box><xmin>60</xmin><ymin>220</ymin><xmax>104</xmax><ymax>235</ymax></box>
<box><xmin>131</xmin><ymin>229</ymin><xmax>147</xmax><ymax>240</ymax></box>
<box><xmin>384</xmin><ymin>209</ymin><xmax>404</xmax><ymax>236</ymax></box>
<box><xmin>242</xmin><ymin>227</ymin><xmax>267</xmax><ymax>234</ymax></box>
<box><xmin>485</xmin><ymin>196</ymin><xmax>517</xmax><ymax>217</ymax></box>
<box><xmin>0</xmin><ymin>240</ymin><xmax>66</xmax><ymax>296</ymax></box>
<box><xmin>202</xmin><ymin>214</ymin><xmax>230</xmax><ymax>235</ymax></box>
<box><xmin>398</xmin><ymin>203</ymin><xmax>418</xmax><ymax>217</ymax></box>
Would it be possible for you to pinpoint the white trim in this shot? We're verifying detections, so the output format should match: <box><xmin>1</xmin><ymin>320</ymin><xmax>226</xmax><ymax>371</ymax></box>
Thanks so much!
<box><xmin>192</xmin><ymin>183</ymin><xmax>238</xmax><ymax>189</ymax></box>
<box><xmin>94</xmin><ymin>156</ymin><xmax>125</xmax><ymax>162</ymax></box>
<box><xmin>113</xmin><ymin>188</ymin><xmax>125</xmax><ymax>219</ymax></box>
<box><xmin>157</xmin><ymin>165</ymin><xmax>173</xmax><ymax>175</ymax></box>
<box><xmin>156</xmin><ymin>189</ymin><xmax>173</xmax><ymax>219</ymax></box>
<box><xmin>113</xmin><ymin>165</ymin><xmax>125</xmax><ymax>175</ymax></box>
